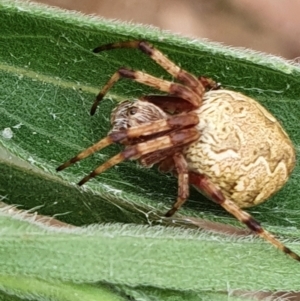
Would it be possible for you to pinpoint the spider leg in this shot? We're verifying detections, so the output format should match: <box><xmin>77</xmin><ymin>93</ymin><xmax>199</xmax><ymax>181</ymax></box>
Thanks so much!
<box><xmin>189</xmin><ymin>171</ymin><xmax>300</xmax><ymax>262</ymax></box>
<box><xmin>157</xmin><ymin>156</ymin><xmax>176</xmax><ymax>173</ymax></box>
<box><xmin>198</xmin><ymin>76</ymin><xmax>222</xmax><ymax>90</ymax></box>
<box><xmin>56</xmin><ymin>136</ymin><xmax>112</xmax><ymax>172</ymax></box>
<box><xmin>139</xmin><ymin>146</ymin><xmax>182</xmax><ymax>167</ymax></box>
<box><xmin>138</xmin><ymin>75</ymin><xmax>222</xmax><ymax>113</ymax></box>
<box><xmin>140</xmin><ymin>95</ymin><xmax>195</xmax><ymax>114</ymax></box>
<box><xmin>91</xmin><ymin>67</ymin><xmax>201</xmax><ymax>115</ymax></box>
<box><xmin>78</xmin><ymin>128</ymin><xmax>200</xmax><ymax>186</ymax></box>
<box><xmin>93</xmin><ymin>40</ymin><xmax>205</xmax><ymax>95</ymax></box>
<box><xmin>57</xmin><ymin>111</ymin><xmax>199</xmax><ymax>171</ymax></box>
<box><xmin>165</xmin><ymin>153</ymin><xmax>189</xmax><ymax>217</ymax></box>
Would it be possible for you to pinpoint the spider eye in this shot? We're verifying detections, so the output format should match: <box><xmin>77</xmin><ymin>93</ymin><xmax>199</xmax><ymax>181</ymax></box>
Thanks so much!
<box><xmin>128</xmin><ymin>107</ymin><xmax>137</xmax><ymax>115</ymax></box>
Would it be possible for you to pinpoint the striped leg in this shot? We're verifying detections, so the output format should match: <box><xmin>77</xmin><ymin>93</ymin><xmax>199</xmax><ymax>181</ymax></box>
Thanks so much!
<box><xmin>140</xmin><ymin>95</ymin><xmax>195</xmax><ymax>114</ymax></box>
<box><xmin>189</xmin><ymin>171</ymin><xmax>300</xmax><ymax>262</ymax></box>
<box><xmin>56</xmin><ymin>111</ymin><xmax>199</xmax><ymax>172</ymax></box>
<box><xmin>165</xmin><ymin>153</ymin><xmax>190</xmax><ymax>217</ymax></box>
<box><xmin>93</xmin><ymin>40</ymin><xmax>205</xmax><ymax>95</ymax></box>
<box><xmin>77</xmin><ymin>128</ymin><xmax>199</xmax><ymax>186</ymax></box>
<box><xmin>90</xmin><ymin>67</ymin><xmax>202</xmax><ymax>115</ymax></box>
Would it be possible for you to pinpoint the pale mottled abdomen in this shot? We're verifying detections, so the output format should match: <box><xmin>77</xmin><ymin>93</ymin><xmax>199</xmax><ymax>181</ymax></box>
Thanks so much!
<box><xmin>184</xmin><ymin>90</ymin><xmax>296</xmax><ymax>208</ymax></box>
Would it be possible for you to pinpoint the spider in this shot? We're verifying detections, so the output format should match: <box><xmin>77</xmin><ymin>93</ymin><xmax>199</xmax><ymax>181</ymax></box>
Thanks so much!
<box><xmin>57</xmin><ymin>40</ymin><xmax>299</xmax><ymax>261</ymax></box>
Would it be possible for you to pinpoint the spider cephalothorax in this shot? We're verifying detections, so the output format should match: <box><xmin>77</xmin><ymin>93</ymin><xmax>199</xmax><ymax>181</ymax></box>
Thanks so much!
<box><xmin>110</xmin><ymin>100</ymin><xmax>168</xmax><ymax>133</ymax></box>
<box><xmin>57</xmin><ymin>40</ymin><xmax>299</xmax><ymax>261</ymax></box>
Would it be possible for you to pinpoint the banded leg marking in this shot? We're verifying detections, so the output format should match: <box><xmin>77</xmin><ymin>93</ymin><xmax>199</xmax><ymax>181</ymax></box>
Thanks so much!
<box><xmin>77</xmin><ymin>128</ymin><xmax>200</xmax><ymax>186</ymax></box>
<box><xmin>189</xmin><ymin>172</ymin><xmax>300</xmax><ymax>261</ymax></box>
<box><xmin>165</xmin><ymin>153</ymin><xmax>189</xmax><ymax>217</ymax></box>
<box><xmin>91</xmin><ymin>68</ymin><xmax>202</xmax><ymax>115</ymax></box>
<box><xmin>93</xmin><ymin>40</ymin><xmax>205</xmax><ymax>96</ymax></box>
<box><xmin>56</xmin><ymin>112</ymin><xmax>199</xmax><ymax>172</ymax></box>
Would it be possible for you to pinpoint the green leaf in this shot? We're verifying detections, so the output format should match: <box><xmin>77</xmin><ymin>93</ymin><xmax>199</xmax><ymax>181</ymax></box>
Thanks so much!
<box><xmin>0</xmin><ymin>274</ymin><xmax>123</xmax><ymax>301</ymax></box>
<box><xmin>0</xmin><ymin>0</ymin><xmax>300</xmax><ymax>300</ymax></box>
<box><xmin>1</xmin><ymin>209</ymin><xmax>300</xmax><ymax>295</ymax></box>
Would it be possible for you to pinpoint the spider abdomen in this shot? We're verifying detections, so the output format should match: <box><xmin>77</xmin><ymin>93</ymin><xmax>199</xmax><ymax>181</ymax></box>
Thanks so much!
<box><xmin>184</xmin><ymin>89</ymin><xmax>295</xmax><ymax>208</ymax></box>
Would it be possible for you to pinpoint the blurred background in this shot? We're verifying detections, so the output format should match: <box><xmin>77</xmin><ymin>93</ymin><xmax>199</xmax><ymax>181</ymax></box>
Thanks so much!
<box><xmin>32</xmin><ymin>0</ymin><xmax>300</xmax><ymax>59</ymax></box>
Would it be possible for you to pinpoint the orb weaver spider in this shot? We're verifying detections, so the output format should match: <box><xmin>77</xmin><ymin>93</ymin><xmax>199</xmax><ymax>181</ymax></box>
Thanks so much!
<box><xmin>57</xmin><ymin>40</ymin><xmax>299</xmax><ymax>261</ymax></box>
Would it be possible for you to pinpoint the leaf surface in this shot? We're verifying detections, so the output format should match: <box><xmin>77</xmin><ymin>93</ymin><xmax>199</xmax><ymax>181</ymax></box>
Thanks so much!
<box><xmin>0</xmin><ymin>1</ymin><xmax>300</xmax><ymax>300</ymax></box>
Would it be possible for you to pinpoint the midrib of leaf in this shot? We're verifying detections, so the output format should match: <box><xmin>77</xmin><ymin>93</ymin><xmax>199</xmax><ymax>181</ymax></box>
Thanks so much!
<box><xmin>0</xmin><ymin>0</ymin><xmax>300</xmax><ymax>299</ymax></box>
<box><xmin>0</xmin><ymin>62</ymin><xmax>99</xmax><ymax>95</ymax></box>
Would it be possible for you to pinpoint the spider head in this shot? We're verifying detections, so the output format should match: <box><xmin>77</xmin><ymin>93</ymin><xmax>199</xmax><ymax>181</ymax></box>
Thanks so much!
<box><xmin>109</xmin><ymin>99</ymin><xmax>168</xmax><ymax>133</ymax></box>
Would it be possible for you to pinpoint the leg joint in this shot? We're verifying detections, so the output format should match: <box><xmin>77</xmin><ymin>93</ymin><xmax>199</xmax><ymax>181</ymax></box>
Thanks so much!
<box><xmin>118</xmin><ymin>67</ymin><xmax>136</xmax><ymax>79</ymax></box>
<box><xmin>244</xmin><ymin>217</ymin><xmax>263</xmax><ymax>233</ymax></box>
<box><xmin>139</xmin><ymin>41</ymin><xmax>154</xmax><ymax>56</ymax></box>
